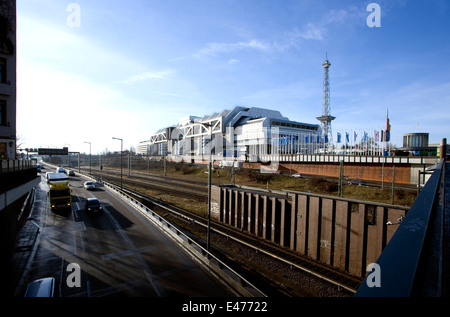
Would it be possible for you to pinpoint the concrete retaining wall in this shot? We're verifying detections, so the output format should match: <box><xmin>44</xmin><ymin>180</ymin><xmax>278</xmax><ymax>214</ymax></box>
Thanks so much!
<box><xmin>211</xmin><ymin>185</ymin><xmax>409</xmax><ymax>278</ymax></box>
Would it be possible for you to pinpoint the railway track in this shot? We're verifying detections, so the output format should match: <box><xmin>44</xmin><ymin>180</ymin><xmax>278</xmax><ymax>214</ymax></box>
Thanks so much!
<box><xmin>88</xmin><ymin>168</ymin><xmax>208</xmax><ymax>202</ymax></box>
<box><xmin>80</xmin><ymin>167</ymin><xmax>362</xmax><ymax>295</ymax></box>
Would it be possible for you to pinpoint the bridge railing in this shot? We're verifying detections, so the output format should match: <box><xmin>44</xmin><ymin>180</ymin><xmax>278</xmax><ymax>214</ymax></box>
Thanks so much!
<box><xmin>0</xmin><ymin>160</ymin><xmax>38</xmax><ymax>193</ymax></box>
<box><xmin>355</xmin><ymin>157</ymin><xmax>446</xmax><ymax>296</ymax></box>
<box><xmin>0</xmin><ymin>159</ymin><xmax>36</xmax><ymax>173</ymax></box>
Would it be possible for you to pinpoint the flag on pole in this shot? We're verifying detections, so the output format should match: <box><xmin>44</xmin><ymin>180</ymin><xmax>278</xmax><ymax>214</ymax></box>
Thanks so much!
<box><xmin>386</xmin><ymin>110</ymin><xmax>391</xmax><ymax>131</ymax></box>
<box><xmin>385</xmin><ymin>110</ymin><xmax>391</xmax><ymax>142</ymax></box>
<box><xmin>337</xmin><ymin>132</ymin><xmax>341</xmax><ymax>143</ymax></box>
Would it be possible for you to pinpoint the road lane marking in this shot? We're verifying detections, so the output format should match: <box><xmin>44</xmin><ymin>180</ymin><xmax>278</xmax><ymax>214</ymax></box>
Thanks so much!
<box><xmin>102</xmin><ymin>205</ymin><xmax>167</xmax><ymax>297</ymax></box>
<box><xmin>152</xmin><ymin>264</ymin><xmax>198</xmax><ymax>281</ymax></box>
<box><xmin>101</xmin><ymin>245</ymin><xmax>156</xmax><ymax>261</ymax></box>
<box><xmin>87</xmin><ymin>280</ymin><xmax>91</xmax><ymax>297</ymax></box>
<box><xmin>89</xmin><ymin>278</ymin><xmax>149</xmax><ymax>297</ymax></box>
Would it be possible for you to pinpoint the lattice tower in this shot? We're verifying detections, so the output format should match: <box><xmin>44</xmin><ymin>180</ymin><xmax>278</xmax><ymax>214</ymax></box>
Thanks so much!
<box><xmin>316</xmin><ymin>56</ymin><xmax>335</xmax><ymax>147</ymax></box>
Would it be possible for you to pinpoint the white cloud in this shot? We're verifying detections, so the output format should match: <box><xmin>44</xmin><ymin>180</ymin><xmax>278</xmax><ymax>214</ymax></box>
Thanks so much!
<box><xmin>119</xmin><ymin>69</ymin><xmax>175</xmax><ymax>84</ymax></box>
<box><xmin>181</xmin><ymin>16</ymin><xmax>332</xmax><ymax>62</ymax></box>
<box><xmin>323</xmin><ymin>7</ymin><xmax>363</xmax><ymax>25</ymax></box>
<box><xmin>193</xmin><ymin>39</ymin><xmax>272</xmax><ymax>59</ymax></box>
<box><xmin>291</xmin><ymin>23</ymin><xmax>324</xmax><ymax>41</ymax></box>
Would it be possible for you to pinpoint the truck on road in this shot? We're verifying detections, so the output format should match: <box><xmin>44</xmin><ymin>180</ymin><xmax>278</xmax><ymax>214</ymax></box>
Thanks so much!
<box><xmin>47</xmin><ymin>172</ymin><xmax>72</xmax><ymax>211</ymax></box>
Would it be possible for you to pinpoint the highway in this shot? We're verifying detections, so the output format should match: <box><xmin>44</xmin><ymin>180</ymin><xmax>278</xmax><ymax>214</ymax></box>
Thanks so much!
<box><xmin>24</xmin><ymin>169</ymin><xmax>234</xmax><ymax>297</ymax></box>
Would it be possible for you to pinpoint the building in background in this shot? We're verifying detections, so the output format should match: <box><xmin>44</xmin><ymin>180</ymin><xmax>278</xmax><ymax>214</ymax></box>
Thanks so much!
<box><xmin>0</xmin><ymin>0</ymin><xmax>16</xmax><ymax>159</ymax></box>
<box><xmin>401</xmin><ymin>132</ymin><xmax>436</xmax><ymax>156</ymax></box>
<box><xmin>137</xmin><ymin>106</ymin><xmax>323</xmax><ymax>163</ymax></box>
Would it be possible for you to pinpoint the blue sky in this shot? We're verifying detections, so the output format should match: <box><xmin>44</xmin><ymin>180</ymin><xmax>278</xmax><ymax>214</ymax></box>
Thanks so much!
<box><xmin>16</xmin><ymin>0</ymin><xmax>450</xmax><ymax>154</ymax></box>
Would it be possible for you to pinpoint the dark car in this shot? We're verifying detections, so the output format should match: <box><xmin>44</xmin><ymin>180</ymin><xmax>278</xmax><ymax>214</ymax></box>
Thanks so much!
<box><xmin>85</xmin><ymin>198</ymin><xmax>102</xmax><ymax>214</ymax></box>
<box><xmin>348</xmin><ymin>179</ymin><xmax>365</xmax><ymax>186</ymax></box>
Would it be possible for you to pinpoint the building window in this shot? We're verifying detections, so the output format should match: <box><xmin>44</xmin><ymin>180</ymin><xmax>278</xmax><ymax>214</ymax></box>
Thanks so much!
<box><xmin>0</xmin><ymin>142</ymin><xmax>6</xmax><ymax>158</ymax></box>
<box><xmin>0</xmin><ymin>100</ymin><xmax>6</xmax><ymax>126</ymax></box>
<box><xmin>0</xmin><ymin>58</ymin><xmax>6</xmax><ymax>84</ymax></box>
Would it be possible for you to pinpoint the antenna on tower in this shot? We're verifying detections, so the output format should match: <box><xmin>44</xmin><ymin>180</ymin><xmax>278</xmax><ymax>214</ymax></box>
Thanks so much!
<box><xmin>316</xmin><ymin>54</ymin><xmax>336</xmax><ymax>152</ymax></box>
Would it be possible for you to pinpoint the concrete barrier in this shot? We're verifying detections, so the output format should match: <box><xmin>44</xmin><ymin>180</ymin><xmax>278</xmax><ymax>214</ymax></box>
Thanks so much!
<box><xmin>212</xmin><ymin>185</ymin><xmax>409</xmax><ymax>278</ymax></box>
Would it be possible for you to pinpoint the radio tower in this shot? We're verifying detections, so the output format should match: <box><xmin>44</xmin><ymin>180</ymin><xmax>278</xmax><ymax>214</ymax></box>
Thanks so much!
<box><xmin>316</xmin><ymin>54</ymin><xmax>335</xmax><ymax>150</ymax></box>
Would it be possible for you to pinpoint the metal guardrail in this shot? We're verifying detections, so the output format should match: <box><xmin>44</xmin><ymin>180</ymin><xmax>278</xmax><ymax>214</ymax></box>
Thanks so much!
<box><xmin>355</xmin><ymin>158</ymin><xmax>446</xmax><ymax>297</ymax></box>
<box><xmin>100</xmin><ymin>180</ymin><xmax>267</xmax><ymax>297</ymax></box>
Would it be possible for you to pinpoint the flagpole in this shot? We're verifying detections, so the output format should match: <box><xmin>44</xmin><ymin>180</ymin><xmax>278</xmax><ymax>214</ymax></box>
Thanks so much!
<box><xmin>386</xmin><ymin>109</ymin><xmax>391</xmax><ymax>156</ymax></box>
<box><xmin>387</xmin><ymin>109</ymin><xmax>389</xmax><ymax>156</ymax></box>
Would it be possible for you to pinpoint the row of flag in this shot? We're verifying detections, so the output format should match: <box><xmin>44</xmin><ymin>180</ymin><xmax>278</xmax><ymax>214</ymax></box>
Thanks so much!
<box><xmin>337</xmin><ymin>110</ymin><xmax>391</xmax><ymax>144</ymax></box>
<box><xmin>275</xmin><ymin>128</ymin><xmax>390</xmax><ymax>146</ymax></box>
<box><xmin>337</xmin><ymin>130</ymin><xmax>390</xmax><ymax>143</ymax></box>
<box><xmin>274</xmin><ymin>111</ymin><xmax>392</xmax><ymax>146</ymax></box>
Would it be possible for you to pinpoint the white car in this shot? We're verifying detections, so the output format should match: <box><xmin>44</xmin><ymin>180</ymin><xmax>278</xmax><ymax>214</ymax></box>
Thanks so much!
<box><xmin>84</xmin><ymin>181</ymin><xmax>95</xmax><ymax>190</ymax></box>
<box><xmin>291</xmin><ymin>173</ymin><xmax>302</xmax><ymax>178</ymax></box>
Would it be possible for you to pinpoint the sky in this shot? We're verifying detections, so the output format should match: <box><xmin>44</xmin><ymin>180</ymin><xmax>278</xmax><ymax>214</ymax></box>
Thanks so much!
<box><xmin>16</xmin><ymin>0</ymin><xmax>450</xmax><ymax>154</ymax></box>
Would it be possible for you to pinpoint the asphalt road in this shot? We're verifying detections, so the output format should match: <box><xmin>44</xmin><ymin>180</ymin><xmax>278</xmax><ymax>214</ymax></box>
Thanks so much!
<box><xmin>24</xmin><ymin>170</ymin><xmax>233</xmax><ymax>297</ymax></box>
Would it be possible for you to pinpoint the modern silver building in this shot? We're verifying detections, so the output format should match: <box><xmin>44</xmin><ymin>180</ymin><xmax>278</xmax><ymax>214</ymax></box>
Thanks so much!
<box><xmin>137</xmin><ymin>106</ymin><xmax>323</xmax><ymax>163</ymax></box>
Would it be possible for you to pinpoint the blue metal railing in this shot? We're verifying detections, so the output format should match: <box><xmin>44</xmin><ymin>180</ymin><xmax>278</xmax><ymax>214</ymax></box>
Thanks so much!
<box><xmin>355</xmin><ymin>158</ymin><xmax>446</xmax><ymax>296</ymax></box>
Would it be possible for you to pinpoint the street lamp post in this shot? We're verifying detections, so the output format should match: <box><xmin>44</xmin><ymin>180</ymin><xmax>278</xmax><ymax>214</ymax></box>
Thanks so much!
<box><xmin>112</xmin><ymin>137</ymin><xmax>123</xmax><ymax>190</ymax></box>
<box><xmin>189</xmin><ymin>121</ymin><xmax>213</xmax><ymax>253</ymax></box>
<box><xmin>207</xmin><ymin>125</ymin><xmax>212</xmax><ymax>253</ymax></box>
<box><xmin>84</xmin><ymin>141</ymin><xmax>91</xmax><ymax>175</ymax></box>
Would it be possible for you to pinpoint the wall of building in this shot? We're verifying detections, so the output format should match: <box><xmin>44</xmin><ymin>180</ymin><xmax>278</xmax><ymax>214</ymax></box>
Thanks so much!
<box><xmin>0</xmin><ymin>0</ymin><xmax>16</xmax><ymax>159</ymax></box>
<box><xmin>403</xmin><ymin>133</ymin><xmax>429</xmax><ymax>148</ymax></box>
<box><xmin>137</xmin><ymin>106</ymin><xmax>323</xmax><ymax>160</ymax></box>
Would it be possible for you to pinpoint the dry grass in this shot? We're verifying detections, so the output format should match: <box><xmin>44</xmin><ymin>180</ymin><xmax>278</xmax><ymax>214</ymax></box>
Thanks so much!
<box><xmin>133</xmin><ymin>161</ymin><xmax>417</xmax><ymax>207</ymax></box>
